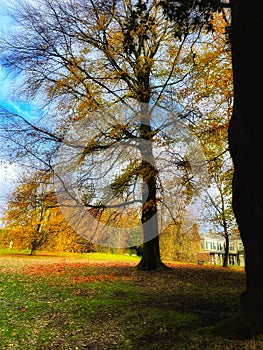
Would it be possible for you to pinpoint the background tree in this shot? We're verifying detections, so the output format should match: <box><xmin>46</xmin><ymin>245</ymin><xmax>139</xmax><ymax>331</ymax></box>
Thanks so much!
<box><xmin>193</xmin><ymin>31</ymin><xmax>236</xmax><ymax>267</ymax></box>
<box><xmin>167</xmin><ymin>10</ymin><xmax>236</xmax><ymax>267</ymax></box>
<box><xmin>3</xmin><ymin>173</ymin><xmax>53</xmax><ymax>254</ymax></box>
<box><xmin>44</xmin><ymin>205</ymin><xmax>96</xmax><ymax>253</ymax></box>
<box><xmin>201</xmin><ymin>166</ymin><xmax>236</xmax><ymax>267</ymax></box>
<box><xmin>2</xmin><ymin>172</ymin><xmax>95</xmax><ymax>254</ymax></box>
<box><xmin>160</xmin><ymin>221</ymin><xmax>201</xmax><ymax>262</ymax></box>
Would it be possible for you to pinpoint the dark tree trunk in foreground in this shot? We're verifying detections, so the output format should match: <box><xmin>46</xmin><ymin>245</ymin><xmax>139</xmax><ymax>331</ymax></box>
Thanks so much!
<box><xmin>228</xmin><ymin>0</ymin><xmax>263</xmax><ymax>337</ymax></box>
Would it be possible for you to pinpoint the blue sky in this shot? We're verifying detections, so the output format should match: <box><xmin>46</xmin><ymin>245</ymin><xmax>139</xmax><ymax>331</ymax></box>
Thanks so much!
<box><xmin>0</xmin><ymin>2</ymin><xmax>44</xmax><ymax>217</ymax></box>
<box><xmin>0</xmin><ymin>4</ymin><xmax>16</xmax><ymax>215</ymax></box>
<box><xmin>0</xmin><ymin>50</ymin><xmax>43</xmax><ymax>120</ymax></box>
<box><xmin>0</xmin><ymin>2</ymin><xmax>42</xmax><ymax>118</ymax></box>
<box><xmin>0</xmin><ymin>1</ymin><xmax>13</xmax><ymax>110</ymax></box>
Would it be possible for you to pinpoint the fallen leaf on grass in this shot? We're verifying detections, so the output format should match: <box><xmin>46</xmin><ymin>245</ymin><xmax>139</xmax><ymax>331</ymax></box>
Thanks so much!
<box><xmin>72</xmin><ymin>275</ymin><xmax>115</xmax><ymax>284</ymax></box>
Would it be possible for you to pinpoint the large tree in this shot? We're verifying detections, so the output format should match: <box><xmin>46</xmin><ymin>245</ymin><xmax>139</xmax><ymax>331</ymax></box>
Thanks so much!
<box><xmin>161</xmin><ymin>0</ymin><xmax>263</xmax><ymax>338</ymax></box>
<box><xmin>228</xmin><ymin>0</ymin><xmax>263</xmax><ymax>338</ymax></box>
<box><xmin>0</xmin><ymin>0</ymin><xmax>207</xmax><ymax>270</ymax></box>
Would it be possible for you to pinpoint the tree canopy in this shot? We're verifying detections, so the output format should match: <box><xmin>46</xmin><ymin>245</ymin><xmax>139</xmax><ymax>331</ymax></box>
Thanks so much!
<box><xmin>1</xmin><ymin>0</ymin><xmax>228</xmax><ymax>269</ymax></box>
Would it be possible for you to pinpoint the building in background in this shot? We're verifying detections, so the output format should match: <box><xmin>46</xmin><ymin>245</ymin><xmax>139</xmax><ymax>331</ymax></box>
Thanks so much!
<box><xmin>197</xmin><ymin>229</ymin><xmax>245</xmax><ymax>266</ymax></box>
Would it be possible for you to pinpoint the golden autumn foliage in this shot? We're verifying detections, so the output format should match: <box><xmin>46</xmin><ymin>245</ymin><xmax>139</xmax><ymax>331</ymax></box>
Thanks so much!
<box><xmin>160</xmin><ymin>222</ymin><xmax>201</xmax><ymax>262</ymax></box>
<box><xmin>1</xmin><ymin>174</ymin><xmax>95</xmax><ymax>254</ymax></box>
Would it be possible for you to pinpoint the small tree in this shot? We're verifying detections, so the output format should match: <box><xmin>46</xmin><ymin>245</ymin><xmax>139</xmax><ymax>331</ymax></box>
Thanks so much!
<box><xmin>201</xmin><ymin>165</ymin><xmax>237</xmax><ymax>267</ymax></box>
<box><xmin>3</xmin><ymin>172</ymin><xmax>95</xmax><ymax>254</ymax></box>
<box><xmin>3</xmin><ymin>174</ymin><xmax>53</xmax><ymax>254</ymax></box>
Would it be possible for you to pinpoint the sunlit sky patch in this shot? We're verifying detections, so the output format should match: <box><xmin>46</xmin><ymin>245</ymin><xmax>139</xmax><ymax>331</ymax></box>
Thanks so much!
<box><xmin>0</xmin><ymin>2</ymin><xmax>43</xmax><ymax>119</ymax></box>
<box><xmin>0</xmin><ymin>3</ymin><xmax>45</xmax><ymax>217</ymax></box>
<box><xmin>0</xmin><ymin>161</ymin><xmax>23</xmax><ymax>222</ymax></box>
<box><xmin>0</xmin><ymin>64</ymin><xmax>44</xmax><ymax>122</ymax></box>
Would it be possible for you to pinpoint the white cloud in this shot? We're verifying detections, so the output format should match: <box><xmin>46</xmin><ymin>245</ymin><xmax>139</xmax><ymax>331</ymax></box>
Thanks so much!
<box><xmin>0</xmin><ymin>1</ymin><xmax>13</xmax><ymax>32</ymax></box>
<box><xmin>0</xmin><ymin>160</ymin><xmax>21</xmax><ymax>217</ymax></box>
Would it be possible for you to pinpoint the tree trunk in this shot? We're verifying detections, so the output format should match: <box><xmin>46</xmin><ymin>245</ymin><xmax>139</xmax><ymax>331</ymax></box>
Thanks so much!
<box><xmin>136</xmin><ymin>235</ymin><xmax>167</xmax><ymax>270</ymax></box>
<box><xmin>136</xmin><ymin>170</ymin><xmax>168</xmax><ymax>270</ymax></box>
<box><xmin>136</xmin><ymin>183</ymin><xmax>168</xmax><ymax>270</ymax></box>
<box><xmin>30</xmin><ymin>243</ymin><xmax>37</xmax><ymax>256</ymax></box>
<box><xmin>228</xmin><ymin>0</ymin><xmax>263</xmax><ymax>337</ymax></box>
<box><xmin>136</xmin><ymin>108</ymin><xmax>168</xmax><ymax>270</ymax></box>
<box><xmin>223</xmin><ymin>233</ymin><xmax>229</xmax><ymax>268</ymax></box>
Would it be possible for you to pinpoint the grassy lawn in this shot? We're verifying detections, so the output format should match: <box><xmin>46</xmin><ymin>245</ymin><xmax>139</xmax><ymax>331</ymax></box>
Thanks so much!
<box><xmin>0</xmin><ymin>251</ymin><xmax>262</xmax><ymax>349</ymax></box>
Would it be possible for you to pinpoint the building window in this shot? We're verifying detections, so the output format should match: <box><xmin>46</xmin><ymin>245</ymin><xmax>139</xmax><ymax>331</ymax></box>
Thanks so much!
<box><xmin>206</xmin><ymin>241</ymin><xmax>213</xmax><ymax>250</ymax></box>
<box><xmin>217</xmin><ymin>242</ymin><xmax>223</xmax><ymax>251</ymax></box>
<box><xmin>229</xmin><ymin>243</ymin><xmax>235</xmax><ymax>251</ymax></box>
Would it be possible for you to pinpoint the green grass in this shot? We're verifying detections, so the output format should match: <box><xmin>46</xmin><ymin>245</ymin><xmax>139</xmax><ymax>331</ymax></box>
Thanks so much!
<box><xmin>68</xmin><ymin>251</ymin><xmax>141</xmax><ymax>262</ymax></box>
<box><xmin>0</xmin><ymin>251</ymin><xmax>262</xmax><ymax>349</ymax></box>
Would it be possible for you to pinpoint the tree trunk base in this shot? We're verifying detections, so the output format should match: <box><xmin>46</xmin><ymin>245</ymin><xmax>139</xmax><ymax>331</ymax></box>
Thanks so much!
<box><xmin>211</xmin><ymin>290</ymin><xmax>263</xmax><ymax>339</ymax></box>
<box><xmin>211</xmin><ymin>313</ymin><xmax>263</xmax><ymax>340</ymax></box>
<box><xmin>135</xmin><ymin>259</ymin><xmax>170</xmax><ymax>271</ymax></box>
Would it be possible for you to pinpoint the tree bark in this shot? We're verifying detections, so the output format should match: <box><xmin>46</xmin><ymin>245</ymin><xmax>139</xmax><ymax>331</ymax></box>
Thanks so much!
<box><xmin>136</xmin><ymin>108</ymin><xmax>168</xmax><ymax>270</ymax></box>
<box><xmin>223</xmin><ymin>233</ymin><xmax>229</xmax><ymax>268</ymax></box>
<box><xmin>228</xmin><ymin>0</ymin><xmax>263</xmax><ymax>336</ymax></box>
